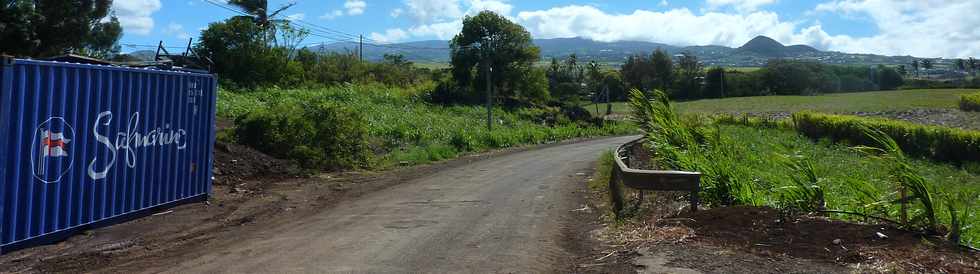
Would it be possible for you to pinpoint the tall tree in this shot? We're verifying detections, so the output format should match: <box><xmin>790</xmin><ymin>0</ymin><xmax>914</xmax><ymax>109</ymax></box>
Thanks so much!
<box><xmin>651</xmin><ymin>48</ymin><xmax>673</xmax><ymax>91</ymax></box>
<box><xmin>911</xmin><ymin>60</ymin><xmax>920</xmax><ymax>78</ymax></box>
<box><xmin>586</xmin><ymin>60</ymin><xmax>603</xmax><ymax>93</ymax></box>
<box><xmin>896</xmin><ymin>65</ymin><xmax>907</xmax><ymax>76</ymax></box>
<box><xmin>703</xmin><ymin>67</ymin><xmax>726</xmax><ymax>98</ymax></box>
<box><xmin>876</xmin><ymin>65</ymin><xmax>904</xmax><ymax>90</ymax></box>
<box><xmin>450</xmin><ymin>11</ymin><xmax>541</xmax><ymax>102</ymax></box>
<box><xmin>955</xmin><ymin>59</ymin><xmax>967</xmax><ymax>72</ymax></box>
<box><xmin>0</xmin><ymin>0</ymin><xmax>122</xmax><ymax>58</ymax></box>
<box><xmin>968</xmin><ymin>57</ymin><xmax>978</xmax><ymax>77</ymax></box>
<box><xmin>672</xmin><ymin>52</ymin><xmax>704</xmax><ymax>99</ymax></box>
<box><xmin>621</xmin><ymin>54</ymin><xmax>653</xmax><ymax>91</ymax></box>
<box><xmin>197</xmin><ymin>16</ymin><xmax>296</xmax><ymax>87</ymax></box>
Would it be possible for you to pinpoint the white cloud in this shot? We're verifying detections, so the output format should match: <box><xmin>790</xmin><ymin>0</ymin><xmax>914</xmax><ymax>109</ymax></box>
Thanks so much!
<box><xmin>320</xmin><ymin>10</ymin><xmax>344</xmax><ymax>20</ymax></box>
<box><xmin>391</xmin><ymin>0</ymin><xmax>513</xmax><ymax>41</ymax></box>
<box><xmin>467</xmin><ymin>0</ymin><xmax>512</xmax><ymax>16</ymax></box>
<box><xmin>163</xmin><ymin>22</ymin><xmax>191</xmax><ymax>40</ymax></box>
<box><xmin>517</xmin><ymin>6</ymin><xmax>796</xmax><ymax>47</ymax></box>
<box><xmin>807</xmin><ymin>0</ymin><xmax>980</xmax><ymax>58</ymax></box>
<box><xmin>345</xmin><ymin>0</ymin><xmax>367</xmax><ymax>15</ymax></box>
<box><xmin>112</xmin><ymin>0</ymin><xmax>162</xmax><ymax>35</ymax></box>
<box><xmin>321</xmin><ymin>1</ymin><xmax>367</xmax><ymax>20</ymax></box>
<box><xmin>286</xmin><ymin>13</ymin><xmax>305</xmax><ymax>21</ymax></box>
<box><xmin>403</xmin><ymin>0</ymin><xmax>464</xmax><ymax>23</ymax></box>
<box><xmin>659</xmin><ymin>0</ymin><xmax>669</xmax><ymax>7</ymax></box>
<box><xmin>391</xmin><ymin>8</ymin><xmax>403</xmax><ymax>18</ymax></box>
<box><xmin>370</xmin><ymin>28</ymin><xmax>410</xmax><ymax>43</ymax></box>
<box><xmin>706</xmin><ymin>0</ymin><xmax>778</xmax><ymax>12</ymax></box>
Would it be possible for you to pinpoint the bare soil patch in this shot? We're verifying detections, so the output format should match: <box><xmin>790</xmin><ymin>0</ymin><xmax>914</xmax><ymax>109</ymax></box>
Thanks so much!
<box><xmin>679</xmin><ymin>206</ymin><xmax>979</xmax><ymax>273</ymax></box>
<box><xmin>852</xmin><ymin>108</ymin><xmax>980</xmax><ymax>131</ymax></box>
<box><xmin>729</xmin><ymin>108</ymin><xmax>980</xmax><ymax>131</ymax></box>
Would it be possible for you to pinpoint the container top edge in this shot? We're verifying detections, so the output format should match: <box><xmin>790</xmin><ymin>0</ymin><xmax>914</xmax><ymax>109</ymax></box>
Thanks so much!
<box><xmin>12</xmin><ymin>58</ymin><xmax>214</xmax><ymax>78</ymax></box>
<box><xmin>1</xmin><ymin>55</ymin><xmax>13</xmax><ymax>67</ymax></box>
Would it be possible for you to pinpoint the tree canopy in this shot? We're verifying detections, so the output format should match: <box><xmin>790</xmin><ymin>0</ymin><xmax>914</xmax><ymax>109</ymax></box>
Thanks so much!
<box><xmin>0</xmin><ymin>0</ymin><xmax>122</xmax><ymax>58</ymax></box>
<box><xmin>449</xmin><ymin>11</ymin><xmax>542</xmax><ymax>103</ymax></box>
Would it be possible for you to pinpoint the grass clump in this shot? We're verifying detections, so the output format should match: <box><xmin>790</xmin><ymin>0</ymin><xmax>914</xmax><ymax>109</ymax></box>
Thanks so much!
<box><xmin>961</xmin><ymin>92</ymin><xmax>980</xmax><ymax>112</ymax></box>
<box><xmin>627</xmin><ymin>89</ymin><xmax>762</xmax><ymax>206</ymax></box>
<box><xmin>626</xmin><ymin>88</ymin><xmax>980</xmax><ymax>247</ymax></box>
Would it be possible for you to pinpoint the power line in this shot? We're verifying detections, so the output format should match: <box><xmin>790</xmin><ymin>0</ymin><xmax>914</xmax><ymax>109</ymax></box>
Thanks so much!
<box><xmin>200</xmin><ymin>0</ymin><xmax>250</xmax><ymax>16</ymax></box>
<box><xmin>195</xmin><ymin>0</ymin><xmax>459</xmax><ymax>61</ymax></box>
<box><xmin>121</xmin><ymin>44</ymin><xmax>186</xmax><ymax>50</ymax></box>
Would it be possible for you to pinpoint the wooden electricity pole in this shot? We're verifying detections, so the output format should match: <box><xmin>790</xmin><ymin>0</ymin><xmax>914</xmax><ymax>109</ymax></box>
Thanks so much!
<box><xmin>484</xmin><ymin>56</ymin><xmax>493</xmax><ymax>131</ymax></box>
<box><xmin>358</xmin><ymin>35</ymin><xmax>363</xmax><ymax>61</ymax></box>
<box><xmin>482</xmin><ymin>36</ymin><xmax>494</xmax><ymax>131</ymax></box>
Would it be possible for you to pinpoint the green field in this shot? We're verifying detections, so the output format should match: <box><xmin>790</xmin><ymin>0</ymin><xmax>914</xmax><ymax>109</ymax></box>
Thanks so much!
<box><xmin>589</xmin><ymin>89</ymin><xmax>980</xmax><ymax>115</ymax></box>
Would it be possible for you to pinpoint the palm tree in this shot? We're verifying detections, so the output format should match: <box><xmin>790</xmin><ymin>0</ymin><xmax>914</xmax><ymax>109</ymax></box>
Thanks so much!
<box><xmin>227</xmin><ymin>0</ymin><xmax>296</xmax><ymax>47</ymax></box>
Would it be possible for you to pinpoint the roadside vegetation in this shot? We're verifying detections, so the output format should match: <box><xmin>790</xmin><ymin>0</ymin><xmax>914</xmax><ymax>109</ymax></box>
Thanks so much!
<box><xmin>625</xmin><ymin>89</ymin><xmax>979</xmax><ymax>247</ymax></box>
<box><xmin>962</xmin><ymin>92</ymin><xmax>980</xmax><ymax>112</ymax></box>
<box><xmin>218</xmin><ymin>85</ymin><xmax>634</xmax><ymax>171</ymax></box>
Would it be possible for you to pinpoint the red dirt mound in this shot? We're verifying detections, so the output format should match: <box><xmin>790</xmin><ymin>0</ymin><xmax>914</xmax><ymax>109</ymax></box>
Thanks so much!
<box><xmin>212</xmin><ymin>141</ymin><xmax>298</xmax><ymax>185</ymax></box>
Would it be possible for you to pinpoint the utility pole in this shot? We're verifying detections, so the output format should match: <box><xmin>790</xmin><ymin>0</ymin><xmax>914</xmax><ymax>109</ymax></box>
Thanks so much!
<box><xmin>594</xmin><ymin>88</ymin><xmax>600</xmax><ymax>115</ymax></box>
<box><xmin>483</xmin><ymin>36</ymin><xmax>494</xmax><ymax>131</ymax></box>
<box><xmin>484</xmin><ymin>58</ymin><xmax>493</xmax><ymax>131</ymax></box>
<box><xmin>358</xmin><ymin>34</ymin><xmax>363</xmax><ymax>61</ymax></box>
<box><xmin>602</xmin><ymin>84</ymin><xmax>612</xmax><ymax>115</ymax></box>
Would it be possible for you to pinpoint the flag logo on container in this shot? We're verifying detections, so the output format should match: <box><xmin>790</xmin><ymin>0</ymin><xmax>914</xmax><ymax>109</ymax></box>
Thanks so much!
<box><xmin>31</xmin><ymin>117</ymin><xmax>75</xmax><ymax>183</ymax></box>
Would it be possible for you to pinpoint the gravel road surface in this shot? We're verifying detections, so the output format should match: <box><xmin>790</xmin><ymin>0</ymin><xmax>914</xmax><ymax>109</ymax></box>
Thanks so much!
<box><xmin>150</xmin><ymin>136</ymin><xmax>637</xmax><ymax>273</ymax></box>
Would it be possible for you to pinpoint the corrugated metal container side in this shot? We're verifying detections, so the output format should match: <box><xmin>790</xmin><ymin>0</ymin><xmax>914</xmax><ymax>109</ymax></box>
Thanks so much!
<box><xmin>0</xmin><ymin>59</ymin><xmax>216</xmax><ymax>253</ymax></box>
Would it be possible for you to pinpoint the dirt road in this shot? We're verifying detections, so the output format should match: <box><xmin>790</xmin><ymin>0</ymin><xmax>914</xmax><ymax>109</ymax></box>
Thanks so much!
<box><xmin>124</xmin><ymin>136</ymin><xmax>636</xmax><ymax>273</ymax></box>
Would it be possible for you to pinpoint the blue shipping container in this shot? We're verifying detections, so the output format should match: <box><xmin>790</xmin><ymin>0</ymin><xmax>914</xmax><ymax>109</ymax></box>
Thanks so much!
<box><xmin>0</xmin><ymin>58</ymin><xmax>216</xmax><ymax>253</ymax></box>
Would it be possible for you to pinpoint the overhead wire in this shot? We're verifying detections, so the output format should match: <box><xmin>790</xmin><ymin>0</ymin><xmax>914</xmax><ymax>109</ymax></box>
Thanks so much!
<box><xmin>195</xmin><ymin>0</ymin><xmax>468</xmax><ymax>61</ymax></box>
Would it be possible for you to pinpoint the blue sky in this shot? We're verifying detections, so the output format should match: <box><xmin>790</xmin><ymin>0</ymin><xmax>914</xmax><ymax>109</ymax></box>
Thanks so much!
<box><xmin>115</xmin><ymin>0</ymin><xmax>980</xmax><ymax>58</ymax></box>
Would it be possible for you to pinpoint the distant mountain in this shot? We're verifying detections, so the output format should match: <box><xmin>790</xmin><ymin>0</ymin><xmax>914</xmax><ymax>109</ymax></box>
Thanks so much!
<box><xmin>533</xmin><ymin>37</ymin><xmax>677</xmax><ymax>60</ymax></box>
<box><xmin>311</xmin><ymin>40</ymin><xmax>450</xmax><ymax>62</ymax></box>
<box><xmin>286</xmin><ymin>35</ymin><xmax>926</xmax><ymax>67</ymax></box>
<box><xmin>737</xmin><ymin>36</ymin><xmax>819</xmax><ymax>57</ymax></box>
<box><xmin>129</xmin><ymin>50</ymin><xmax>157</xmax><ymax>61</ymax></box>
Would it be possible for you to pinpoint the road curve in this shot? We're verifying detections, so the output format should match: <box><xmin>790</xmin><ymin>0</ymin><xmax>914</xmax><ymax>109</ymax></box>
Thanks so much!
<box><xmin>157</xmin><ymin>136</ymin><xmax>637</xmax><ymax>273</ymax></box>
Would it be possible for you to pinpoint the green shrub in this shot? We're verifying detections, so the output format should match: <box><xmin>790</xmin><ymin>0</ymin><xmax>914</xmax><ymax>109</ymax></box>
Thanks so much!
<box><xmin>961</xmin><ymin>92</ymin><xmax>980</xmax><ymax>112</ymax></box>
<box><xmin>235</xmin><ymin>102</ymin><xmax>371</xmax><ymax>170</ymax></box>
<box><xmin>792</xmin><ymin>111</ymin><xmax>980</xmax><ymax>164</ymax></box>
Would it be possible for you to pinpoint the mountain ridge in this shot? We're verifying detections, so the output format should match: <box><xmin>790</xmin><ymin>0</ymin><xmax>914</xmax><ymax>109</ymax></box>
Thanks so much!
<box><xmin>298</xmin><ymin>35</ymin><xmax>920</xmax><ymax>66</ymax></box>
